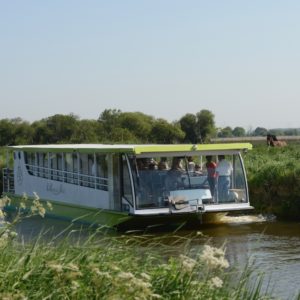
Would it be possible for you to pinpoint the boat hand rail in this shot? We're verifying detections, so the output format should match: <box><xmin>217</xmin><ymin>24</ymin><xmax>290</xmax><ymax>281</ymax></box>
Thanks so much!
<box><xmin>24</xmin><ymin>163</ymin><xmax>108</xmax><ymax>191</ymax></box>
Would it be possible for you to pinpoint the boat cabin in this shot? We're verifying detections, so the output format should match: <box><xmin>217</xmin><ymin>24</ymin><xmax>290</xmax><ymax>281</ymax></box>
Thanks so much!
<box><xmin>2</xmin><ymin>143</ymin><xmax>253</xmax><ymax>226</ymax></box>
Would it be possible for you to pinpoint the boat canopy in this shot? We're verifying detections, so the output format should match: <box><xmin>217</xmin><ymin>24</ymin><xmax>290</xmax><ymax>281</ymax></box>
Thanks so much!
<box><xmin>7</xmin><ymin>143</ymin><xmax>252</xmax><ymax>154</ymax></box>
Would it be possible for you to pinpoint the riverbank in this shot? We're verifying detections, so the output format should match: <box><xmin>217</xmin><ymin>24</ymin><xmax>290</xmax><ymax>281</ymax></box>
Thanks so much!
<box><xmin>245</xmin><ymin>145</ymin><xmax>300</xmax><ymax>220</ymax></box>
<box><xmin>0</xmin><ymin>207</ymin><xmax>276</xmax><ymax>299</ymax></box>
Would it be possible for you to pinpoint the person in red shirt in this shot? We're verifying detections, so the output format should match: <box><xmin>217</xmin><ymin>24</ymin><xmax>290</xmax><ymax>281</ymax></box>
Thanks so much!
<box><xmin>205</xmin><ymin>155</ymin><xmax>217</xmax><ymax>197</ymax></box>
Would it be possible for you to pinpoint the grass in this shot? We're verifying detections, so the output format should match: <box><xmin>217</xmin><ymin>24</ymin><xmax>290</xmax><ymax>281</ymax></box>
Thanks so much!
<box><xmin>0</xmin><ymin>195</ymin><xmax>275</xmax><ymax>299</ymax></box>
<box><xmin>244</xmin><ymin>145</ymin><xmax>300</xmax><ymax>219</ymax></box>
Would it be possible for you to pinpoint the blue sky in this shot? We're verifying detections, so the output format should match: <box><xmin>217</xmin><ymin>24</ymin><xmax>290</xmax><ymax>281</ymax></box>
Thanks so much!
<box><xmin>1</xmin><ymin>1</ymin><xmax>300</xmax><ymax>130</ymax></box>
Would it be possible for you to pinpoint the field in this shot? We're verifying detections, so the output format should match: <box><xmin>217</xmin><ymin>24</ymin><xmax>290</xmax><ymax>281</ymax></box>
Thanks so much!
<box><xmin>244</xmin><ymin>144</ymin><xmax>300</xmax><ymax>219</ymax></box>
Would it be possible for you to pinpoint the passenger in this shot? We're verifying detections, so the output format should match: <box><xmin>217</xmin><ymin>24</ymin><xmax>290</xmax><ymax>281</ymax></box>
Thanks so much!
<box><xmin>148</xmin><ymin>158</ymin><xmax>158</xmax><ymax>170</ymax></box>
<box><xmin>205</xmin><ymin>155</ymin><xmax>217</xmax><ymax>197</ymax></box>
<box><xmin>165</xmin><ymin>157</ymin><xmax>185</xmax><ymax>191</ymax></box>
<box><xmin>216</xmin><ymin>155</ymin><xmax>233</xmax><ymax>202</ymax></box>
<box><xmin>158</xmin><ymin>157</ymin><xmax>169</xmax><ymax>170</ymax></box>
<box><xmin>187</xmin><ymin>156</ymin><xmax>195</xmax><ymax>172</ymax></box>
<box><xmin>136</xmin><ymin>158</ymin><xmax>149</xmax><ymax>170</ymax></box>
<box><xmin>194</xmin><ymin>164</ymin><xmax>202</xmax><ymax>175</ymax></box>
<box><xmin>171</xmin><ymin>157</ymin><xmax>184</xmax><ymax>171</ymax></box>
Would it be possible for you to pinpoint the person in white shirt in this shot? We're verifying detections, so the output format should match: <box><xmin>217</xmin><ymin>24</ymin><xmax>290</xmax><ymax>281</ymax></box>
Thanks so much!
<box><xmin>187</xmin><ymin>156</ymin><xmax>195</xmax><ymax>172</ymax></box>
<box><xmin>216</xmin><ymin>155</ymin><xmax>233</xmax><ymax>202</ymax></box>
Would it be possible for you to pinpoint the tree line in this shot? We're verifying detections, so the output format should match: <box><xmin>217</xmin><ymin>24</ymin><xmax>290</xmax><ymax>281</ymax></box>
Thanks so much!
<box><xmin>0</xmin><ymin>109</ymin><xmax>298</xmax><ymax>146</ymax></box>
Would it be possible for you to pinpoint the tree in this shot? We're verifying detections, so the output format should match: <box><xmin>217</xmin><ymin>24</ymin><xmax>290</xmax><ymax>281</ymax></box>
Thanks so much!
<box><xmin>196</xmin><ymin>110</ymin><xmax>216</xmax><ymax>142</ymax></box>
<box><xmin>109</xmin><ymin>128</ymin><xmax>139</xmax><ymax>143</ymax></box>
<box><xmin>0</xmin><ymin>118</ymin><xmax>33</xmax><ymax>145</ymax></box>
<box><xmin>0</xmin><ymin>119</ymin><xmax>16</xmax><ymax>146</ymax></box>
<box><xmin>13</xmin><ymin>119</ymin><xmax>34</xmax><ymax>145</ymax></box>
<box><xmin>218</xmin><ymin>127</ymin><xmax>233</xmax><ymax>138</ymax></box>
<box><xmin>98</xmin><ymin>109</ymin><xmax>122</xmax><ymax>132</ymax></box>
<box><xmin>232</xmin><ymin>127</ymin><xmax>246</xmax><ymax>137</ymax></box>
<box><xmin>32</xmin><ymin>114</ymin><xmax>79</xmax><ymax>144</ymax></box>
<box><xmin>253</xmin><ymin>127</ymin><xmax>268</xmax><ymax>136</ymax></box>
<box><xmin>119</xmin><ymin>112</ymin><xmax>154</xmax><ymax>142</ymax></box>
<box><xmin>70</xmin><ymin>120</ymin><xmax>103</xmax><ymax>143</ymax></box>
<box><xmin>179</xmin><ymin>114</ymin><xmax>198</xmax><ymax>143</ymax></box>
<box><xmin>150</xmin><ymin>119</ymin><xmax>185</xmax><ymax>144</ymax></box>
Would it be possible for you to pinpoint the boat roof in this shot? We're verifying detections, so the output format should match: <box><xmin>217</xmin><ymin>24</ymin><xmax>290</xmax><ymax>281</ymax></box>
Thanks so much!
<box><xmin>8</xmin><ymin>143</ymin><xmax>252</xmax><ymax>155</ymax></box>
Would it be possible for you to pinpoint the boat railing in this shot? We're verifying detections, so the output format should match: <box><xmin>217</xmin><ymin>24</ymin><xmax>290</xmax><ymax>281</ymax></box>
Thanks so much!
<box><xmin>25</xmin><ymin>163</ymin><xmax>108</xmax><ymax>191</ymax></box>
<box><xmin>2</xmin><ymin>168</ymin><xmax>15</xmax><ymax>193</ymax></box>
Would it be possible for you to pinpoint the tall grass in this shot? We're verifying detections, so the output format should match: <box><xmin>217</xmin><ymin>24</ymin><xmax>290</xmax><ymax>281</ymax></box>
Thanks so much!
<box><xmin>245</xmin><ymin>145</ymin><xmax>300</xmax><ymax>219</ymax></box>
<box><xmin>0</xmin><ymin>196</ymin><xmax>274</xmax><ymax>299</ymax></box>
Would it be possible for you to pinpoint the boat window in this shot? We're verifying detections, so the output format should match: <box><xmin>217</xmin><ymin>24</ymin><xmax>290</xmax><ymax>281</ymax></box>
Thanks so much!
<box><xmin>133</xmin><ymin>153</ymin><xmax>248</xmax><ymax>209</ymax></box>
<box><xmin>95</xmin><ymin>154</ymin><xmax>108</xmax><ymax>190</ymax></box>
<box><xmin>36</xmin><ymin>152</ymin><xmax>48</xmax><ymax>178</ymax></box>
<box><xmin>122</xmin><ymin>155</ymin><xmax>133</xmax><ymax>206</ymax></box>
<box><xmin>24</xmin><ymin>152</ymin><xmax>35</xmax><ymax>175</ymax></box>
<box><xmin>16</xmin><ymin>149</ymin><xmax>108</xmax><ymax>193</ymax></box>
<box><xmin>231</xmin><ymin>154</ymin><xmax>248</xmax><ymax>203</ymax></box>
<box><xmin>64</xmin><ymin>153</ymin><xmax>73</xmax><ymax>183</ymax></box>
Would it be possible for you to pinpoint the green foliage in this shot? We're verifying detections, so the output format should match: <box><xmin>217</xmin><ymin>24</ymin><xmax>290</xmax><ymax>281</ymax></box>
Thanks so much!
<box><xmin>0</xmin><ymin>108</ymin><xmax>217</xmax><ymax>145</ymax></box>
<box><xmin>0</xmin><ymin>206</ymin><xmax>271</xmax><ymax>299</ymax></box>
<box><xmin>179</xmin><ymin>110</ymin><xmax>216</xmax><ymax>143</ymax></box>
<box><xmin>245</xmin><ymin>145</ymin><xmax>300</xmax><ymax>219</ymax></box>
<box><xmin>196</xmin><ymin>110</ymin><xmax>216</xmax><ymax>142</ymax></box>
<box><xmin>119</xmin><ymin>112</ymin><xmax>154</xmax><ymax>142</ymax></box>
<box><xmin>70</xmin><ymin>120</ymin><xmax>103</xmax><ymax>143</ymax></box>
<box><xmin>0</xmin><ymin>118</ymin><xmax>33</xmax><ymax>146</ymax></box>
<box><xmin>232</xmin><ymin>127</ymin><xmax>246</xmax><ymax>137</ymax></box>
<box><xmin>179</xmin><ymin>113</ymin><xmax>198</xmax><ymax>143</ymax></box>
<box><xmin>218</xmin><ymin>127</ymin><xmax>233</xmax><ymax>138</ymax></box>
<box><xmin>150</xmin><ymin>119</ymin><xmax>185</xmax><ymax>144</ymax></box>
<box><xmin>253</xmin><ymin>127</ymin><xmax>268</xmax><ymax>136</ymax></box>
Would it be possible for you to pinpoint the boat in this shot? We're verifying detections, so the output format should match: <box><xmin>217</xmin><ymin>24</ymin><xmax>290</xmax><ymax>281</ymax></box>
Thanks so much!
<box><xmin>2</xmin><ymin>143</ymin><xmax>253</xmax><ymax>228</ymax></box>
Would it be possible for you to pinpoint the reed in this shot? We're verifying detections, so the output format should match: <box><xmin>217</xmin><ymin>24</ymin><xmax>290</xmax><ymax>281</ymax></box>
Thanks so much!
<box><xmin>0</xmin><ymin>196</ymin><xmax>273</xmax><ymax>300</ymax></box>
<box><xmin>245</xmin><ymin>145</ymin><xmax>300</xmax><ymax>219</ymax></box>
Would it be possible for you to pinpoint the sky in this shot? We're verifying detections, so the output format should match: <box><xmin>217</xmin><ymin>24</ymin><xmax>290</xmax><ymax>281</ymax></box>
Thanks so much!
<box><xmin>1</xmin><ymin>1</ymin><xmax>300</xmax><ymax>130</ymax></box>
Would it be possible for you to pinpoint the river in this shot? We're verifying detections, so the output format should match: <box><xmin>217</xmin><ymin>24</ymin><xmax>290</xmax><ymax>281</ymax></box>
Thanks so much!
<box><xmin>12</xmin><ymin>214</ymin><xmax>300</xmax><ymax>300</ymax></box>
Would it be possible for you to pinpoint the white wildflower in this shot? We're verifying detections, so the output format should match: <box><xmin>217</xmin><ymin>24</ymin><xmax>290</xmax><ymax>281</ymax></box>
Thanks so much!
<box><xmin>71</xmin><ymin>280</ymin><xmax>80</xmax><ymax>291</ymax></box>
<box><xmin>210</xmin><ymin>276</ymin><xmax>223</xmax><ymax>288</ymax></box>
<box><xmin>111</xmin><ymin>264</ymin><xmax>120</xmax><ymax>271</ymax></box>
<box><xmin>0</xmin><ymin>231</ymin><xmax>9</xmax><ymax>249</ymax></box>
<box><xmin>117</xmin><ymin>271</ymin><xmax>134</xmax><ymax>280</ymax></box>
<box><xmin>48</xmin><ymin>263</ymin><xmax>63</xmax><ymax>273</ymax></box>
<box><xmin>46</xmin><ymin>201</ymin><xmax>53</xmax><ymax>210</ymax></box>
<box><xmin>9</xmin><ymin>231</ymin><xmax>17</xmax><ymax>239</ymax></box>
<box><xmin>200</xmin><ymin>245</ymin><xmax>229</xmax><ymax>269</ymax></box>
<box><xmin>140</xmin><ymin>272</ymin><xmax>151</xmax><ymax>281</ymax></box>
<box><xmin>66</xmin><ymin>263</ymin><xmax>80</xmax><ymax>272</ymax></box>
<box><xmin>0</xmin><ymin>196</ymin><xmax>11</xmax><ymax>207</ymax></box>
<box><xmin>179</xmin><ymin>254</ymin><xmax>197</xmax><ymax>272</ymax></box>
<box><xmin>94</xmin><ymin>269</ymin><xmax>111</xmax><ymax>279</ymax></box>
<box><xmin>132</xmin><ymin>277</ymin><xmax>152</xmax><ymax>290</ymax></box>
<box><xmin>38</xmin><ymin>206</ymin><xmax>46</xmax><ymax>217</ymax></box>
